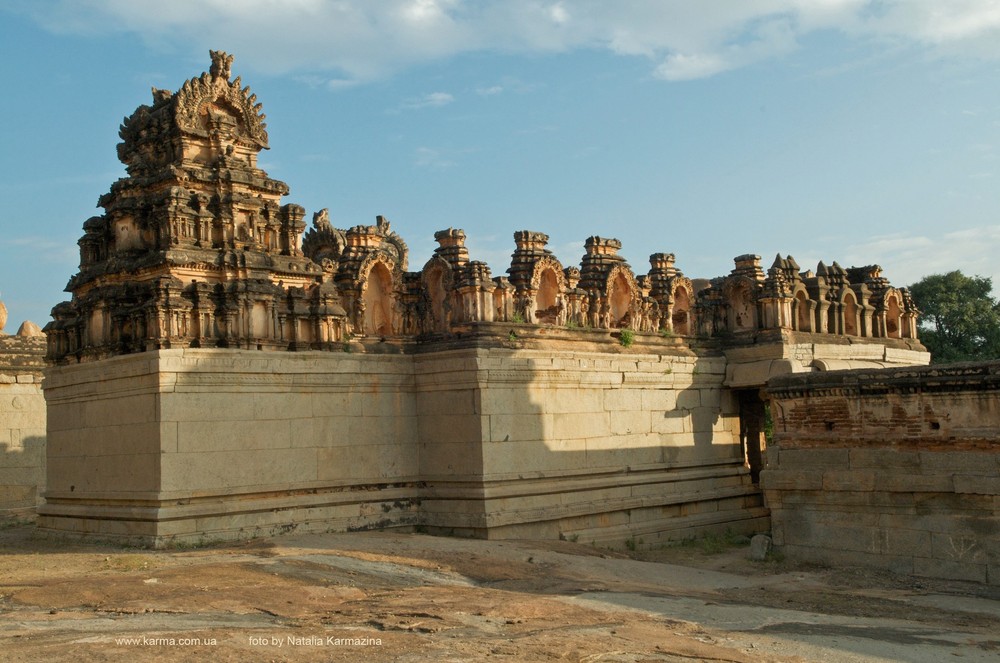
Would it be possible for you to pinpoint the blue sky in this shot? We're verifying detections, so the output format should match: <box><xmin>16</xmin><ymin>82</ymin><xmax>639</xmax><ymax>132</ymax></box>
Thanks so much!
<box><xmin>1</xmin><ymin>0</ymin><xmax>999</xmax><ymax>330</ymax></box>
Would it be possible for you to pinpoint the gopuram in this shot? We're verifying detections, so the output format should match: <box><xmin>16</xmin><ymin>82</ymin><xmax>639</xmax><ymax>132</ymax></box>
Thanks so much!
<box><xmin>39</xmin><ymin>52</ymin><xmax>928</xmax><ymax>547</ymax></box>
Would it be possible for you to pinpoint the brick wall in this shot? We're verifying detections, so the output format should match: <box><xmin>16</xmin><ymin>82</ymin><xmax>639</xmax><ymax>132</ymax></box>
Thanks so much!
<box><xmin>764</xmin><ymin>362</ymin><xmax>1000</xmax><ymax>584</ymax></box>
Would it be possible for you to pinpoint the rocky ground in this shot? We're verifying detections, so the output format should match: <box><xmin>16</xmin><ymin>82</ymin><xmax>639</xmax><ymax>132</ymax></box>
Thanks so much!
<box><xmin>2</xmin><ymin>515</ymin><xmax>999</xmax><ymax>662</ymax></box>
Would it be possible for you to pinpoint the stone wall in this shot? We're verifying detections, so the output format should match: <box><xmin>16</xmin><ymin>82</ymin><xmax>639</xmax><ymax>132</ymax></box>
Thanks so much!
<box><xmin>40</xmin><ymin>328</ymin><xmax>768</xmax><ymax>547</ymax></box>
<box><xmin>41</xmin><ymin>347</ymin><xmax>421</xmax><ymax>541</ymax></box>
<box><xmin>0</xmin><ymin>334</ymin><xmax>47</xmax><ymax>511</ymax></box>
<box><xmin>763</xmin><ymin>362</ymin><xmax>1000</xmax><ymax>584</ymax></box>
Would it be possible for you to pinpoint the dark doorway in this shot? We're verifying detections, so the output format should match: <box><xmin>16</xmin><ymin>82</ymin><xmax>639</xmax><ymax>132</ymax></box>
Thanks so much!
<box><xmin>737</xmin><ymin>389</ymin><xmax>767</xmax><ymax>484</ymax></box>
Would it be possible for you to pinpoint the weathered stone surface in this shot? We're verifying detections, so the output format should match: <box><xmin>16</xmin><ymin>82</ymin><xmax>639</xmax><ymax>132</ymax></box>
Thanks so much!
<box><xmin>0</xmin><ymin>329</ymin><xmax>46</xmax><ymax>511</ymax></box>
<box><xmin>766</xmin><ymin>360</ymin><xmax>1000</xmax><ymax>585</ymax></box>
<box><xmin>39</xmin><ymin>346</ymin><xmax>770</xmax><ymax>547</ymax></box>
<box><xmin>43</xmin><ymin>51</ymin><xmax>925</xmax><ymax>371</ymax></box>
<box><xmin>16</xmin><ymin>321</ymin><xmax>43</xmax><ymax>337</ymax></box>
<box><xmin>28</xmin><ymin>50</ymin><xmax>932</xmax><ymax>553</ymax></box>
<box><xmin>749</xmin><ymin>533</ymin><xmax>772</xmax><ymax>560</ymax></box>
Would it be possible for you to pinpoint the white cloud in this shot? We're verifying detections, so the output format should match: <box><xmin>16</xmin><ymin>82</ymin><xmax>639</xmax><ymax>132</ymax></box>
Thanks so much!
<box><xmin>413</xmin><ymin>144</ymin><xmax>477</xmax><ymax>169</ymax></box>
<box><xmin>550</xmin><ymin>2</ymin><xmax>570</xmax><ymax>25</ymax></box>
<box><xmin>838</xmin><ymin>225</ymin><xmax>1000</xmax><ymax>293</ymax></box>
<box><xmin>13</xmin><ymin>1</ymin><xmax>1000</xmax><ymax>83</ymax></box>
<box><xmin>422</xmin><ymin>92</ymin><xmax>455</xmax><ymax>107</ymax></box>
<box><xmin>780</xmin><ymin>224</ymin><xmax>1000</xmax><ymax>299</ymax></box>
<box><xmin>326</xmin><ymin>78</ymin><xmax>361</xmax><ymax>91</ymax></box>
<box><xmin>399</xmin><ymin>92</ymin><xmax>455</xmax><ymax>111</ymax></box>
<box><xmin>656</xmin><ymin>52</ymin><xmax>732</xmax><ymax>81</ymax></box>
<box><xmin>7</xmin><ymin>236</ymin><xmax>79</xmax><ymax>264</ymax></box>
<box><xmin>414</xmin><ymin>146</ymin><xmax>454</xmax><ymax>169</ymax></box>
<box><xmin>858</xmin><ymin>0</ymin><xmax>1000</xmax><ymax>52</ymax></box>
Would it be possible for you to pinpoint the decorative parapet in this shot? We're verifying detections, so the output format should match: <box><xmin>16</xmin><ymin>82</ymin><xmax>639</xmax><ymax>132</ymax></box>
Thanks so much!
<box><xmin>45</xmin><ymin>50</ymin><xmax>925</xmax><ymax>364</ymax></box>
<box><xmin>768</xmin><ymin>361</ymin><xmax>1000</xmax><ymax>410</ymax></box>
<box><xmin>0</xmin><ymin>299</ymin><xmax>46</xmax><ymax>378</ymax></box>
<box><xmin>0</xmin><ymin>334</ymin><xmax>46</xmax><ymax>380</ymax></box>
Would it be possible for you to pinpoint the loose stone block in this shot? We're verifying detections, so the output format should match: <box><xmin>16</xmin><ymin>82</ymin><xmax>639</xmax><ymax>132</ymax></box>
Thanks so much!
<box><xmin>749</xmin><ymin>534</ymin><xmax>772</xmax><ymax>560</ymax></box>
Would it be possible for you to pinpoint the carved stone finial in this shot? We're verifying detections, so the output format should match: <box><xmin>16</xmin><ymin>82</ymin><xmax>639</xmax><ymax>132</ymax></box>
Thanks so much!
<box><xmin>151</xmin><ymin>87</ymin><xmax>173</xmax><ymax>103</ymax></box>
<box><xmin>17</xmin><ymin>320</ymin><xmax>43</xmax><ymax>337</ymax></box>
<box><xmin>313</xmin><ymin>208</ymin><xmax>332</xmax><ymax>231</ymax></box>
<box><xmin>209</xmin><ymin>50</ymin><xmax>234</xmax><ymax>80</ymax></box>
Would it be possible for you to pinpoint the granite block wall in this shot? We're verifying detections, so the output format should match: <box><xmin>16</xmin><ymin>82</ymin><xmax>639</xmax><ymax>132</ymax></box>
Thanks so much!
<box><xmin>764</xmin><ymin>361</ymin><xmax>1000</xmax><ymax>584</ymax></box>
<box><xmin>40</xmin><ymin>343</ymin><xmax>767</xmax><ymax>547</ymax></box>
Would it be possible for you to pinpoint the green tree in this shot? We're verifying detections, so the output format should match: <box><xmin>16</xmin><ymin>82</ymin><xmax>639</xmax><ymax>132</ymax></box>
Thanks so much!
<box><xmin>908</xmin><ymin>271</ymin><xmax>1000</xmax><ymax>363</ymax></box>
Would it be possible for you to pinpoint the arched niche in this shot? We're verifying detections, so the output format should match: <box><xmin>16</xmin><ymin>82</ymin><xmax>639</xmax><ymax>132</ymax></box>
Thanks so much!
<box><xmin>114</xmin><ymin>215</ymin><xmax>143</xmax><ymax>252</ymax></box>
<box><xmin>534</xmin><ymin>266</ymin><xmax>563</xmax><ymax>324</ymax></box>
<box><xmin>608</xmin><ymin>271</ymin><xmax>633</xmax><ymax>327</ymax></box>
<box><xmin>422</xmin><ymin>260</ymin><xmax>450</xmax><ymax>332</ymax></box>
<box><xmin>536</xmin><ymin>267</ymin><xmax>559</xmax><ymax>311</ymax></box>
<box><xmin>794</xmin><ymin>289</ymin><xmax>812</xmax><ymax>332</ymax></box>
<box><xmin>88</xmin><ymin>309</ymin><xmax>106</xmax><ymax>346</ymax></box>
<box><xmin>363</xmin><ymin>261</ymin><xmax>395</xmax><ymax>336</ymax></box>
<box><xmin>728</xmin><ymin>282</ymin><xmax>756</xmax><ymax>331</ymax></box>
<box><xmin>885</xmin><ymin>292</ymin><xmax>902</xmax><ymax>339</ymax></box>
<box><xmin>493</xmin><ymin>288</ymin><xmax>507</xmax><ymax>322</ymax></box>
<box><xmin>250</xmin><ymin>302</ymin><xmax>269</xmax><ymax>338</ymax></box>
<box><xmin>843</xmin><ymin>291</ymin><xmax>859</xmax><ymax>336</ymax></box>
<box><xmin>827</xmin><ymin>299</ymin><xmax>839</xmax><ymax>335</ymax></box>
<box><xmin>672</xmin><ymin>284</ymin><xmax>691</xmax><ymax>336</ymax></box>
<box><xmin>296</xmin><ymin>318</ymin><xmax>313</xmax><ymax>344</ymax></box>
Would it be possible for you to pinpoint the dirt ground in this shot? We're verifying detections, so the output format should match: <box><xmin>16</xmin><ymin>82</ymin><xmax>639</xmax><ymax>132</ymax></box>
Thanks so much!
<box><xmin>2</xmin><ymin>516</ymin><xmax>999</xmax><ymax>662</ymax></box>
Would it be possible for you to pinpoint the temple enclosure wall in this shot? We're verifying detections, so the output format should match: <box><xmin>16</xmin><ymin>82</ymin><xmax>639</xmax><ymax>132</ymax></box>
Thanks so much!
<box><xmin>39</xmin><ymin>331</ymin><xmax>772</xmax><ymax>547</ymax></box>
<box><xmin>0</xmin><ymin>332</ymin><xmax>47</xmax><ymax>512</ymax></box>
<box><xmin>31</xmin><ymin>51</ymin><xmax>932</xmax><ymax>549</ymax></box>
<box><xmin>763</xmin><ymin>361</ymin><xmax>1000</xmax><ymax>585</ymax></box>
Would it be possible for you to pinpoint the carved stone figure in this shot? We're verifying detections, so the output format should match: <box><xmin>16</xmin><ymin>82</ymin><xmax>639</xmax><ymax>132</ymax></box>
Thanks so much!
<box><xmin>209</xmin><ymin>50</ymin><xmax>234</xmax><ymax>80</ymax></box>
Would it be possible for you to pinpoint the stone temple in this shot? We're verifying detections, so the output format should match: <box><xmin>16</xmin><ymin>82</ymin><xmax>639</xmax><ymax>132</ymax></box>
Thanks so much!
<box><xmin>34</xmin><ymin>51</ymin><xmax>928</xmax><ymax>547</ymax></box>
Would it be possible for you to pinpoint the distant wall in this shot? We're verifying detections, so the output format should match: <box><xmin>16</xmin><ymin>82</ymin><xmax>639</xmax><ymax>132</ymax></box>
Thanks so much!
<box><xmin>40</xmin><ymin>339</ymin><xmax>767</xmax><ymax>547</ymax></box>
<box><xmin>0</xmin><ymin>334</ymin><xmax>47</xmax><ymax>511</ymax></box>
<box><xmin>764</xmin><ymin>362</ymin><xmax>1000</xmax><ymax>584</ymax></box>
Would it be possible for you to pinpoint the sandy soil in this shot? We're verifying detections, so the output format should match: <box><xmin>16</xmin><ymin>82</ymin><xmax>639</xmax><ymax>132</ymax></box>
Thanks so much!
<box><xmin>2</xmin><ymin>516</ymin><xmax>999</xmax><ymax>662</ymax></box>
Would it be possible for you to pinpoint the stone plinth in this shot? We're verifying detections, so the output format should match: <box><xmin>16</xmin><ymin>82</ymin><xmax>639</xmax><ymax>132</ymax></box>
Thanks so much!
<box><xmin>41</xmin><ymin>333</ymin><xmax>768</xmax><ymax>547</ymax></box>
<box><xmin>40</xmin><ymin>349</ymin><xmax>420</xmax><ymax>544</ymax></box>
